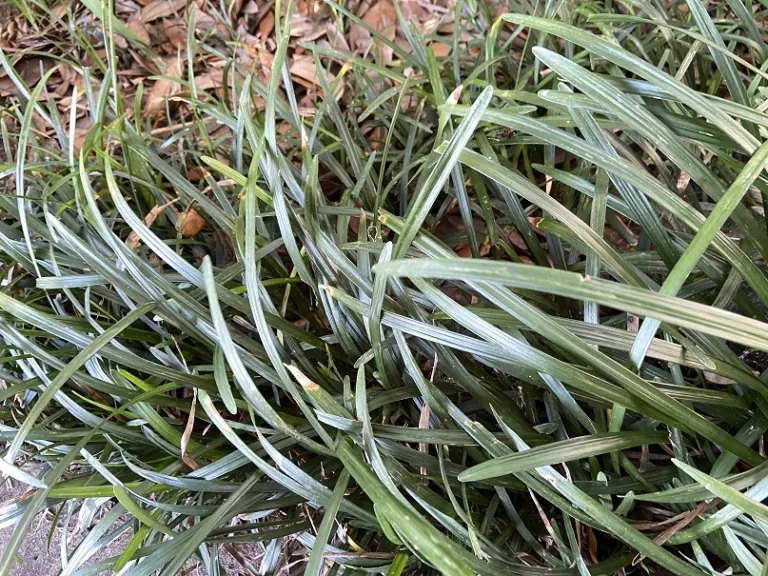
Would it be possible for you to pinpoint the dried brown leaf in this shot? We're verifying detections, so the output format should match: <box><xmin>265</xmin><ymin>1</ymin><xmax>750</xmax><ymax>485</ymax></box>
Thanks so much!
<box><xmin>259</xmin><ymin>50</ymin><xmax>274</xmax><ymax>83</ymax></box>
<box><xmin>0</xmin><ymin>56</ymin><xmax>53</xmax><ymax>96</ymax></box>
<box><xmin>191</xmin><ymin>3</ymin><xmax>228</xmax><ymax>36</ymax></box>
<box><xmin>186</xmin><ymin>167</ymin><xmax>207</xmax><ymax>181</ymax></box>
<box><xmin>59</xmin><ymin>63</ymin><xmax>78</xmax><ymax>86</ymax></box>
<box><xmin>140</xmin><ymin>0</ymin><xmax>185</xmax><ymax>22</ymax></box>
<box><xmin>291</xmin><ymin>13</ymin><xmax>327</xmax><ymax>42</ymax></box>
<box><xmin>368</xmin><ymin>126</ymin><xmax>384</xmax><ymax>150</ymax></box>
<box><xmin>126</xmin><ymin>198</ymin><xmax>179</xmax><ymax>250</ymax></box>
<box><xmin>50</xmin><ymin>2</ymin><xmax>70</xmax><ymax>18</ymax></box>
<box><xmin>182</xmin><ymin>453</ymin><xmax>200</xmax><ymax>471</ymax></box>
<box><xmin>144</xmin><ymin>57</ymin><xmax>182</xmax><ymax>116</ymax></box>
<box><xmin>259</xmin><ymin>10</ymin><xmax>275</xmax><ymax>41</ymax></box>
<box><xmin>326</xmin><ymin>22</ymin><xmax>351</xmax><ymax>53</ymax></box>
<box><xmin>347</xmin><ymin>21</ymin><xmax>370</xmax><ymax>53</ymax></box>
<box><xmin>503</xmin><ymin>226</ymin><xmax>527</xmax><ymax>251</ymax></box>
<box><xmin>127</xmin><ymin>12</ymin><xmax>151</xmax><ymax>44</ymax></box>
<box><xmin>290</xmin><ymin>13</ymin><xmax>314</xmax><ymax>37</ymax></box>
<box><xmin>432</xmin><ymin>41</ymin><xmax>450</xmax><ymax>57</ymax></box>
<box><xmin>177</xmin><ymin>207</ymin><xmax>205</xmax><ymax>237</ymax></box>
<box><xmin>349</xmin><ymin>0</ymin><xmax>397</xmax><ymax>64</ymax></box>
<box><xmin>193</xmin><ymin>69</ymin><xmax>224</xmax><ymax>92</ymax></box>
<box><xmin>456</xmin><ymin>244</ymin><xmax>473</xmax><ymax>258</ymax></box>
<box><xmin>588</xmin><ymin>528</ymin><xmax>598</xmax><ymax>563</ymax></box>
<box><xmin>162</xmin><ymin>17</ymin><xmax>187</xmax><ymax>48</ymax></box>
<box><xmin>365</xmin><ymin>1</ymin><xmax>397</xmax><ymax>62</ymax></box>
<box><xmin>72</xmin><ymin>117</ymin><xmax>93</xmax><ymax>149</ymax></box>
<box><xmin>289</xmin><ymin>54</ymin><xmax>322</xmax><ymax>86</ymax></box>
<box><xmin>400</xmin><ymin>0</ymin><xmax>430</xmax><ymax>19</ymax></box>
<box><xmin>631</xmin><ymin>501</ymin><xmax>717</xmax><ymax>565</ymax></box>
<box><xmin>415</xmin><ymin>16</ymin><xmax>441</xmax><ymax>34</ymax></box>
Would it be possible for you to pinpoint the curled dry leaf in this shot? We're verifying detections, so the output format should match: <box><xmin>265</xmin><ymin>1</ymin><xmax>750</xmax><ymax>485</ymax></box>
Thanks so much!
<box><xmin>177</xmin><ymin>207</ymin><xmax>205</xmax><ymax>237</ymax></box>
<box><xmin>144</xmin><ymin>57</ymin><xmax>182</xmax><ymax>116</ymax></box>
<box><xmin>126</xmin><ymin>198</ymin><xmax>179</xmax><ymax>250</ymax></box>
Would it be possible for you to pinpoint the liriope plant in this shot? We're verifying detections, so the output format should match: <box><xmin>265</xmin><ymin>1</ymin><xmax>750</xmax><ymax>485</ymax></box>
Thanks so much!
<box><xmin>1</xmin><ymin>1</ymin><xmax>768</xmax><ymax>575</ymax></box>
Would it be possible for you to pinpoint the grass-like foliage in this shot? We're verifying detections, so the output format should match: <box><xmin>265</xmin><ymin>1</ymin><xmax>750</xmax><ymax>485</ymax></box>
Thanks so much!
<box><xmin>3</xmin><ymin>0</ymin><xmax>768</xmax><ymax>574</ymax></box>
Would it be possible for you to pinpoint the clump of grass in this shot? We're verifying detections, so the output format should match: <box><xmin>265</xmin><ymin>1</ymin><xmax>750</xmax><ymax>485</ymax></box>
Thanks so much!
<box><xmin>3</xmin><ymin>0</ymin><xmax>768</xmax><ymax>575</ymax></box>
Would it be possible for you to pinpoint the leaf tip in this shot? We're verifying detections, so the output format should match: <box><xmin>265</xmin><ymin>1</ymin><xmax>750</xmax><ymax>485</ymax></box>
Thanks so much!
<box><xmin>284</xmin><ymin>363</ymin><xmax>320</xmax><ymax>390</ymax></box>
<box><xmin>447</xmin><ymin>85</ymin><xmax>463</xmax><ymax>105</ymax></box>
